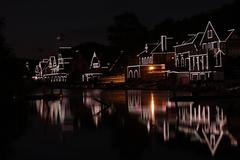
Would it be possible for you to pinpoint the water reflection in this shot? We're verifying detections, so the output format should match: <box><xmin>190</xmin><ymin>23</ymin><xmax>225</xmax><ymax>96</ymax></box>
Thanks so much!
<box><xmin>34</xmin><ymin>89</ymin><xmax>239</xmax><ymax>156</ymax></box>
<box><xmin>178</xmin><ymin>104</ymin><xmax>238</xmax><ymax>155</ymax></box>
<box><xmin>127</xmin><ymin>90</ymin><xmax>239</xmax><ymax>155</ymax></box>
<box><xmin>35</xmin><ymin>97</ymin><xmax>73</xmax><ymax>130</ymax></box>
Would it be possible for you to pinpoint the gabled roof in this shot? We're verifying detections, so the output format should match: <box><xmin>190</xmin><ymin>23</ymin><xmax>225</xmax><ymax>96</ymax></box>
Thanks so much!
<box><xmin>194</xmin><ymin>32</ymin><xmax>204</xmax><ymax>44</ymax></box>
<box><xmin>174</xmin><ymin>32</ymin><xmax>203</xmax><ymax>47</ymax></box>
<box><xmin>185</xmin><ymin>35</ymin><xmax>196</xmax><ymax>44</ymax></box>
<box><xmin>199</xmin><ymin>21</ymin><xmax>235</xmax><ymax>44</ymax></box>
<box><xmin>200</xmin><ymin>21</ymin><xmax>220</xmax><ymax>44</ymax></box>
<box><xmin>90</xmin><ymin>52</ymin><xmax>100</xmax><ymax>65</ymax></box>
<box><xmin>89</xmin><ymin>52</ymin><xmax>101</xmax><ymax>70</ymax></box>
<box><xmin>137</xmin><ymin>42</ymin><xmax>162</xmax><ymax>57</ymax></box>
<box><xmin>175</xmin><ymin>21</ymin><xmax>236</xmax><ymax>48</ymax></box>
<box><xmin>220</xmin><ymin>29</ymin><xmax>235</xmax><ymax>41</ymax></box>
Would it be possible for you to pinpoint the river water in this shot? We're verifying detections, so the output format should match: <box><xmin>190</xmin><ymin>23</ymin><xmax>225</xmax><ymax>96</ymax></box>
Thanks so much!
<box><xmin>7</xmin><ymin>89</ymin><xmax>240</xmax><ymax>160</ymax></box>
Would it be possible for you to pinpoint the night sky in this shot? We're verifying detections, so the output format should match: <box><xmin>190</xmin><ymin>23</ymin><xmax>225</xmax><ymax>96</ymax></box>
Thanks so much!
<box><xmin>0</xmin><ymin>0</ymin><xmax>235</xmax><ymax>58</ymax></box>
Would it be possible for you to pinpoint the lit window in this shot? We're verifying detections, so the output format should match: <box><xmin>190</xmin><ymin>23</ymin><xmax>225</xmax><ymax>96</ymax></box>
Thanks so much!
<box><xmin>207</xmin><ymin>30</ymin><xmax>213</xmax><ymax>39</ymax></box>
<box><xmin>176</xmin><ymin>57</ymin><xmax>179</xmax><ymax>67</ymax></box>
<box><xmin>208</xmin><ymin>43</ymin><xmax>213</xmax><ymax>50</ymax></box>
<box><xmin>202</xmin><ymin>43</ymin><xmax>206</xmax><ymax>50</ymax></box>
<box><xmin>181</xmin><ymin>57</ymin><xmax>185</xmax><ymax>67</ymax></box>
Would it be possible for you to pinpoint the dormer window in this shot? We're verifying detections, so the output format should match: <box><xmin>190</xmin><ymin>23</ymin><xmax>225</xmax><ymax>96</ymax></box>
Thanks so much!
<box><xmin>207</xmin><ymin>30</ymin><xmax>213</xmax><ymax>39</ymax></box>
<box><xmin>202</xmin><ymin>43</ymin><xmax>206</xmax><ymax>50</ymax></box>
<box><xmin>90</xmin><ymin>52</ymin><xmax>101</xmax><ymax>69</ymax></box>
<box><xmin>92</xmin><ymin>62</ymin><xmax>100</xmax><ymax>69</ymax></box>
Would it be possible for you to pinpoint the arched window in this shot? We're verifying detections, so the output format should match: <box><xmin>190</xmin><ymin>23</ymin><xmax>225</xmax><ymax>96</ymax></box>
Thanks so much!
<box><xmin>176</xmin><ymin>57</ymin><xmax>179</xmax><ymax>67</ymax></box>
<box><xmin>134</xmin><ymin>70</ymin><xmax>139</xmax><ymax>79</ymax></box>
<box><xmin>129</xmin><ymin>70</ymin><xmax>133</xmax><ymax>78</ymax></box>
<box><xmin>185</xmin><ymin>58</ymin><xmax>189</xmax><ymax>69</ymax></box>
<box><xmin>150</xmin><ymin>56</ymin><xmax>153</xmax><ymax>64</ymax></box>
<box><xmin>181</xmin><ymin>57</ymin><xmax>185</xmax><ymax>67</ymax></box>
<box><xmin>215</xmin><ymin>52</ymin><xmax>221</xmax><ymax>67</ymax></box>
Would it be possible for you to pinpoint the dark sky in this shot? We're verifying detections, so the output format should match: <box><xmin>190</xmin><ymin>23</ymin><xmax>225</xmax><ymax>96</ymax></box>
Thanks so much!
<box><xmin>0</xmin><ymin>0</ymin><xmax>235</xmax><ymax>58</ymax></box>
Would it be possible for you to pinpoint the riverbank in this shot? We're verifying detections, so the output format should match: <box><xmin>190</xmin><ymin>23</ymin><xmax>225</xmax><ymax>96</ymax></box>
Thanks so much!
<box><xmin>31</xmin><ymin>80</ymin><xmax>240</xmax><ymax>92</ymax></box>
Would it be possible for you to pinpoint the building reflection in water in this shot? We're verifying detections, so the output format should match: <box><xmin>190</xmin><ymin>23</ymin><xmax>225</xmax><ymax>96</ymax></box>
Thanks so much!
<box><xmin>151</xmin><ymin>93</ymin><xmax>155</xmax><ymax>125</ymax></box>
<box><xmin>35</xmin><ymin>97</ymin><xmax>73</xmax><ymax>131</ymax></box>
<box><xmin>178</xmin><ymin>104</ymin><xmax>238</xmax><ymax>155</ymax></box>
<box><xmin>82</xmin><ymin>90</ymin><xmax>126</xmax><ymax>127</ymax></box>
<box><xmin>34</xmin><ymin>90</ymin><xmax>239</xmax><ymax>156</ymax></box>
<box><xmin>127</xmin><ymin>90</ymin><xmax>176</xmax><ymax>138</ymax></box>
<box><xmin>35</xmin><ymin>90</ymin><xmax>114</xmax><ymax>131</ymax></box>
<box><xmin>82</xmin><ymin>90</ymin><xmax>102</xmax><ymax>127</ymax></box>
<box><xmin>127</xmin><ymin>90</ymin><xmax>238</xmax><ymax>155</ymax></box>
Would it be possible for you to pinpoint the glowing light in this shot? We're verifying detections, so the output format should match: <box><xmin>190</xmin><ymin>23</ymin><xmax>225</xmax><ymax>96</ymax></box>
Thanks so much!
<box><xmin>32</xmin><ymin>76</ymin><xmax>38</xmax><ymax>80</ymax></box>
<box><xmin>147</xmin><ymin>120</ymin><xmax>150</xmax><ymax>133</ymax></box>
<box><xmin>151</xmin><ymin>93</ymin><xmax>155</xmax><ymax>124</ymax></box>
<box><xmin>149</xmin><ymin>66</ymin><xmax>155</xmax><ymax>71</ymax></box>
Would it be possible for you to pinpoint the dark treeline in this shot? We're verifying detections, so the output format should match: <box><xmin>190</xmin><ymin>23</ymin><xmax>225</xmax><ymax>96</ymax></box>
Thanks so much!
<box><xmin>149</xmin><ymin>0</ymin><xmax>240</xmax><ymax>43</ymax></box>
<box><xmin>0</xmin><ymin>18</ymin><xmax>32</xmax><ymax>158</ymax></box>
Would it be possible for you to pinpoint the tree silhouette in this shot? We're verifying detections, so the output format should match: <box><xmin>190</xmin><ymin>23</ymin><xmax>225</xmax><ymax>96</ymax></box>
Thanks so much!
<box><xmin>1</xmin><ymin>19</ymin><xmax>30</xmax><ymax>158</ymax></box>
<box><xmin>107</xmin><ymin>12</ymin><xmax>147</xmax><ymax>58</ymax></box>
<box><xmin>0</xmin><ymin>18</ymin><xmax>11</xmax><ymax>59</ymax></box>
<box><xmin>148</xmin><ymin>0</ymin><xmax>240</xmax><ymax>45</ymax></box>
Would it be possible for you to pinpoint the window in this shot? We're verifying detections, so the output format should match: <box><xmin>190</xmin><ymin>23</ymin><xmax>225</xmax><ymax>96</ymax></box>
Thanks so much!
<box><xmin>176</xmin><ymin>57</ymin><xmax>179</xmax><ymax>67</ymax></box>
<box><xmin>202</xmin><ymin>43</ymin><xmax>207</xmax><ymax>50</ymax></box>
<box><xmin>142</xmin><ymin>57</ymin><xmax>147</xmax><ymax>65</ymax></box>
<box><xmin>207</xmin><ymin>30</ymin><xmax>213</xmax><ymax>39</ymax></box>
<box><xmin>148</xmin><ymin>57</ymin><xmax>152</xmax><ymax>64</ymax></box>
<box><xmin>201</xmin><ymin>56</ymin><xmax>204</xmax><ymax>70</ymax></box>
<box><xmin>190</xmin><ymin>57</ymin><xmax>193</xmax><ymax>71</ymax></box>
<box><xmin>206</xmin><ymin>55</ymin><xmax>209</xmax><ymax>70</ymax></box>
<box><xmin>185</xmin><ymin>58</ymin><xmax>189</xmax><ymax>69</ymax></box>
<box><xmin>196</xmin><ymin>56</ymin><xmax>199</xmax><ymax>71</ymax></box>
<box><xmin>181</xmin><ymin>57</ymin><xmax>185</xmax><ymax>67</ymax></box>
<box><xmin>144</xmin><ymin>57</ymin><xmax>147</xmax><ymax>64</ymax></box>
<box><xmin>129</xmin><ymin>70</ymin><xmax>133</xmax><ymax>78</ymax></box>
<box><xmin>208</xmin><ymin>43</ymin><xmax>213</xmax><ymax>50</ymax></box>
<box><xmin>150</xmin><ymin>56</ymin><xmax>153</xmax><ymax>64</ymax></box>
<box><xmin>134</xmin><ymin>70</ymin><xmax>139</xmax><ymax>78</ymax></box>
<box><xmin>193</xmin><ymin>57</ymin><xmax>195</xmax><ymax>70</ymax></box>
<box><xmin>213</xmin><ymin>42</ymin><xmax>218</xmax><ymax>48</ymax></box>
<box><xmin>215</xmin><ymin>52</ymin><xmax>221</xmax><ymax>67</ymax></box>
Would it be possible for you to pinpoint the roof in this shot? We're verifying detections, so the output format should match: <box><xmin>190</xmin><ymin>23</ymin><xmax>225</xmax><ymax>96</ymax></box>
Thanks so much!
<box><xmin>218</xmin><ymin>29</ymin><xmax>235</xmax><ymax>41</ymax></box>
<box><xmin>175</xmin><ymin>21</ymin><xmax>236</xmax><ymax>47</ymax></box>
<box><xmin>174</xmin><ymin>32</ymin><xmax>203</xmax><ymax>47</ymax></box>
<box><xmin>137</xmin><ymin>42</ymin><xmax>163</xmax><ymax>57</ymax></box>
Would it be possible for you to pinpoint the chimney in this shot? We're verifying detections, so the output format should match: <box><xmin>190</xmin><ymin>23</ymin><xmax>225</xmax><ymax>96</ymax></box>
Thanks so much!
<box><xmin>161</xmin><ymin>35</ymin><xmax>167</xmax><ymax>52</ymax></box>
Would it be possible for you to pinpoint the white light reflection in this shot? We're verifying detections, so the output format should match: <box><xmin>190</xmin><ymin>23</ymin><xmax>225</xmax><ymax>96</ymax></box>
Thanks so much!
<box><xmin>35</xmin><ymin>97</ymin><xmax>72</xmax><ymax>130</ymax></box>
<box><xmin>178</xmin><ymin>104</ymin><xmax>238</xmax><ymax>155</ymax></box>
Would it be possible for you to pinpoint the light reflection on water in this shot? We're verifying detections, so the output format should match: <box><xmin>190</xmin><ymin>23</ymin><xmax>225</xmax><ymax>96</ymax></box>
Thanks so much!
<box><xmin>34</xmin><ymin>89</ymin><xmax>240</xmax><ymax>156</ymax></box>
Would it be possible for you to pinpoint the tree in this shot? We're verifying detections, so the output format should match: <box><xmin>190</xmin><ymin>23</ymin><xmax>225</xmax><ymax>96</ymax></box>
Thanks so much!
<box><xmin>0</xmin><ymin>18</ymin><xmax>11</xmax><ymax>59</ymax></box>
<box><xmin>107</xmin><ymin>12</ymin><xmax>147</xmax><ymax>54</ymax></box>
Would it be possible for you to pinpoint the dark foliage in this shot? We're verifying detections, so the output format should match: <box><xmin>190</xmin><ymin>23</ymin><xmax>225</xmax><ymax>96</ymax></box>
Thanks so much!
<box><xmin>150</xmin><ymin>0</ymin><xmax>240</xmax><ymax>43</ymax></box>
<box><xmin>107</xmin><ymin>12</ymin><xmax>148</xmax><ymax>63</ymax></box>
<box><xmin>1</xmin><ymin>18</ymin><xmax>31</xmax><ymax>158</ymax></box>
